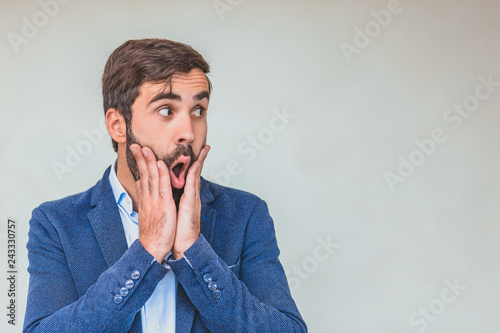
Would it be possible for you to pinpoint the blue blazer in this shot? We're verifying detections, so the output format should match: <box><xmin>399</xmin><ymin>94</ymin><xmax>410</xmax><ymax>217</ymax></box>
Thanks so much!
<box><xmin>23</xmin><ymin>167</ymin><xmax>307</xmax><ymax>332</ymax></box>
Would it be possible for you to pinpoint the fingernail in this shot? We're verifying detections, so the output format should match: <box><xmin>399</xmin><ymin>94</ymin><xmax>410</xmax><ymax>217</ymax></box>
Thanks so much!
<box><xmin>130</xmin><ymin>145</ymin><xmax>137</xmax><ymax>154</ymax></box>
<box><xmin>142</xmin><ymin>148</ymin><xmax>148</xmax><ymax>157</ymax></box>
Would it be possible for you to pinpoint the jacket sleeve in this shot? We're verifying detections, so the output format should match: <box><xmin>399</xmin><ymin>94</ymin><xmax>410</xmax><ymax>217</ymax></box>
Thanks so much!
<box><xmin>23</xmin><ymin>207</ymin><xmax>168</xmax><ymax>333</ymax></box>
<box><xmin>168</xmin><ymin>199</ymin><xmax>307</xmax><ymax>332</ymax></box>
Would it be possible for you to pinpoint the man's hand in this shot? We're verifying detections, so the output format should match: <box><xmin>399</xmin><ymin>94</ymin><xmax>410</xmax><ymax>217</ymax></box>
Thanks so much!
<box><xmin>172</xmin><ymin>145</ymin><xmax>210</xmax><ymax>259</ymax></box>
<box><xmin>131</xmin><ymin>144</ymin><xmax>177</xmax><ymax>262</ymax></box>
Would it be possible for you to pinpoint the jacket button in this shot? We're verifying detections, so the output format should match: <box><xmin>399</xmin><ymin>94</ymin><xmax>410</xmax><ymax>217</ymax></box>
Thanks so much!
<box><xmin>212</xmin><ymin>289</ymin><xmax>221</xmax><ymax>299</ymax></box>
<box><xmin>203</xmin><ymin>273</ymin><xmax>212</xmax><ymax>283</ymax></box>
<box><xmin>131</xmin><ymin>270</ymin><xmax>140</xmax><ymax>280</ymax></box>
<box><xmin>125</xmin><ymin>280</ymin><xmax>134</xmax><ymax>289</ymax></box>
<box><xmin>161</xmin><ymin>260</ymin><xmax>171</xmax><ymax>270</ymax></box>
<box><xmin>120</xmin><ymin>287</ymin><xmax>129</xmax><ymax>297</ymax></box>
<box><xmin>208</xmin><ymin>281</ymin><xmax>217</xmax><ymax>291</ymax></box>
<box><xmin>113</xmin><ymin>295</ymin><xmax>123</xmax><ymax>304</ymax></box>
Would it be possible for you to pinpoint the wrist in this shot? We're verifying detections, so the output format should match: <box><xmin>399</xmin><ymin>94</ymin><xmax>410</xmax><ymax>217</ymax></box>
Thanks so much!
<box><xmin>172</xmin><ymin>237</ymin><xmax>197</xmax><ymax>260</ymax></box>
<box><xmin>172</xmin><ymin>251</ymin><xmax>184</xmax><ymax>260</ymax></box>
<box><xmin>139</xmin><ymin>238</ymin><xmax>168</xmax><ymax>262</ymax></box>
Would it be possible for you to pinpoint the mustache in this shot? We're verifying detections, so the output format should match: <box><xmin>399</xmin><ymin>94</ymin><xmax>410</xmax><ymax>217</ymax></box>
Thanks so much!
<box><xmin>162</xmin><ymin>145</ymin><xmax>196</xmax><ymax>169</ymax></box>
<box><xmin>125</xmin><ymin>128</ymin><xmax>197</xmax><ymax>182</ymax></box>
<box><xmin>126</xmin><ymin>144</ymin><xmax>196</xmax><ymax>182</ymax></box>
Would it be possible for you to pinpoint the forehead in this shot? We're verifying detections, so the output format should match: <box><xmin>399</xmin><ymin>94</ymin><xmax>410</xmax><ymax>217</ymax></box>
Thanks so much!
<box><xmin>140</xmin><ymin>68</ymin><xmax>209</xmax><ymax>97</ymax></box>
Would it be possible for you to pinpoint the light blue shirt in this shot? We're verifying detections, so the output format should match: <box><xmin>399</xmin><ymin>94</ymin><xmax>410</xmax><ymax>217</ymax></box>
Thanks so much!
<box><xmin>109</xmin><ymin>160</ymin><xmax>176</xmax><ymax>333</ymax></box>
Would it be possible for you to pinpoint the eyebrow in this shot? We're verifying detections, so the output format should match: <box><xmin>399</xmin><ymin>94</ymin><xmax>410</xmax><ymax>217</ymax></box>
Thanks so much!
<box><xmin>194</xmin><ymin>91</ymin><xmax>210</xmax><ymax>101</ymax></box>
<box><xmin>148</xmin><ymin>90</ymin><xmax>210</xmax><ymax>106</ymax></box>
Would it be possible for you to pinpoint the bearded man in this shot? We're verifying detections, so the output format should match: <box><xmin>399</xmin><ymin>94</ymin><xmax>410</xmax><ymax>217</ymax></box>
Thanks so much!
<box><xmin>23</xmin><ymin>38</ymin><xmax>306</xmax><ymax>333</ymax></box>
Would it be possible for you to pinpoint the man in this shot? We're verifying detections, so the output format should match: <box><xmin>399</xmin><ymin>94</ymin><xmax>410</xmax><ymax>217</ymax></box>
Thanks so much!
<box><xmin>23</xmin><ymin>38</ymin><xmax>307</xmax><ymax>332</ymax></box>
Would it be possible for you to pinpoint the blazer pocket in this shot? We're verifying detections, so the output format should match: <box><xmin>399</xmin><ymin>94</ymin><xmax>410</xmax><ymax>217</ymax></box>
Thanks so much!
<box><xmin>227</xmin><ymin>258</ymin><xmax>241</xmax><ymax>278</ymax></box>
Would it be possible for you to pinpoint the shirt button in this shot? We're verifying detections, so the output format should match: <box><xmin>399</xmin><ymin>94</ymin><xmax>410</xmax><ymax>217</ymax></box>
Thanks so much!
<box><xmin>208</xmin><ymin>281</ymin><xmax>217</xmax><ymax>291</ymax></box>
<box><xmin>125</xmin><ymin>279</ymin><xmax>134</xmax><ymax>289</ymax></box>
<box><xmin>212</xmin><ymin>289</ymin><xmax>221</xmax><ymax>299</ymax></box>
<box><xmin>126</xmin><ymin>198</ymin><xmax>131</xmax><ymax>204</ymax></box>
<box><xmin>153</xmin><ymin>324</ymin><xmax>160</xmax><ymax>331</ymax></box>
<box><xmin>131</xmin><ymin>270</ymin><xmax>140</xmax><ymax>280</ymax></box>
<box><xmin>113</xmin><ymin>295</ymin><xmax>123</xmax><ymax>304</ymax></box>
<box><xmin>203</xmin><ymin>273</ymin><xmax>212</xmax><ymax>283</ymax></box>
<box><xmin>119</xmin><ymin>287</ymin><xmax>129</xmax><ymax>297</ymax></box>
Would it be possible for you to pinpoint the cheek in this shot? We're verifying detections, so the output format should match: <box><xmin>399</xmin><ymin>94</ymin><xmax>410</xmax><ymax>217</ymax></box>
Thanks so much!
<box><xmin>194</xmin><ymin>121</ymin><xmax>207</xmax><ymax>138</ymax></box>
<box><xmin>131</xmin><ymin>125</ymin><xmax>174</xmax><ymax>156</ymax></box>
<box><xmin>150</xmin><ymin>132</ymin><xmax>176</xmax><ymax>157</ymax></box>
<box><xmin>195</xmin><ymin>125</ymin><xmax>207</xmax><ymax>149</ymax></box>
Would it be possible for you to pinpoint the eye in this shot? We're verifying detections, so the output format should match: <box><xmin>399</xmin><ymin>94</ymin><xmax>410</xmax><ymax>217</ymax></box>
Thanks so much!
<box><xmin>158</xmin><ymin>107</ymin><xmax>171</xmax><ymax>117</ymax></box>
<box><xmin>192</xmin><ymin>107</ymin><xmax>204</xmax><ymax>118</ymax></box>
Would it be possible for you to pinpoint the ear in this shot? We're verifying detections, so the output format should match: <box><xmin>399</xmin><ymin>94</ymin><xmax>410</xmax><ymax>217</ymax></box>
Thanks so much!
<box><xmin>105</xmin><ymin>108</ymin><xmax>127</xmax><ymax>145</ymax></box>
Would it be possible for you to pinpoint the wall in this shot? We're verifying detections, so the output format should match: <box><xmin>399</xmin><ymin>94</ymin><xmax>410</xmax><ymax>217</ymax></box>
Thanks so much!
<box><xmin>1</xmin><ymin>0</ymin><xmax>499</xmax><ymax>332</ymax></box>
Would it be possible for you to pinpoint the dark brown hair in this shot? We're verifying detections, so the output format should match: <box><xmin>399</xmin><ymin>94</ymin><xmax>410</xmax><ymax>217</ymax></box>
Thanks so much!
<box><xmin>102</xmin><ymin>38</ymin><xmax>211</xmax><ymax>152</ymax></box>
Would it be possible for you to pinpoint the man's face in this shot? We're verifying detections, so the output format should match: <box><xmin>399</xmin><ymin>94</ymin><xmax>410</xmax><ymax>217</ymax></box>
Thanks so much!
<box><xmin>125</xmin><ymin>69</ymin><xmax>209</xmax><ymax>206</ymax></box>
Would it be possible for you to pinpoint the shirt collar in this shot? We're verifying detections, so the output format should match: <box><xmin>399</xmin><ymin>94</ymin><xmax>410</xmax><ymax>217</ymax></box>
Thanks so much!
<box><xmin>108</xmin><ymin>159</ymin><xmax>134</xmax><ymax>216</ymax></box>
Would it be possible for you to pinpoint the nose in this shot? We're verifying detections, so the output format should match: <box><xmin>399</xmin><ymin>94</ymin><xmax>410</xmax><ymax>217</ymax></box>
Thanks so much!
<box><xmin>174</xmin><ymin>113</ymin><xmax>195</xmax><ymax>144</ymax></box>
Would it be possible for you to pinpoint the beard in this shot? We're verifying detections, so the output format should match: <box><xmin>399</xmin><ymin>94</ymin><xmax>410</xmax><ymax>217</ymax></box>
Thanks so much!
<box><xmin>125</xmin><ymin>126</ymin><xmax>196</xmax><ymax>209</ymax></box>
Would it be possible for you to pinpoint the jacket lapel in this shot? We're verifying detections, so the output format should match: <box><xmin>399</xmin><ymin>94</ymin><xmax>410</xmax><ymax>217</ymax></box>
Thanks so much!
<box><xmin>87</xmin><ymin>167</ymin><xmax>143</xmax><ymax>332</ymax></box>
<box><xmin>87</xmin><ymin>166</ymin><xmax>129</xmax><ymax>268</ymax></box>
<box><xmin>200</xmin><ymin>177</ymin><xmax>217</xmax><ymax>244</ymax></box>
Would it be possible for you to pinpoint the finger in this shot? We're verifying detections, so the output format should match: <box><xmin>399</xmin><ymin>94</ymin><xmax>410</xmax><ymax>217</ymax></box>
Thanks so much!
<box><xmin>157</xmin><ymin>160</ymin><xmax>174</xmax><ymax>206</ymax></box>
<box><xmin>182</xmin><ymin>163</ymin><xmax>198</xmax><ymax>200</ymax></box>
<box><xmin>187</xmin><ymin>145</ymin><xmax>210</xmax><ymax>182</ymax></box>
<box><xmin>142</xmin><ymin>146</ymin><xmax>159</xmax><ymax>198</ymax></box>
<box><xmin>184</xmin><ymin>145</ymin><xmax>210</xmax><ymax>197</ymax></box>
<box><xmin>195</xmin><ymin>145</ymin><xmax>210</xmax><ymax>178</ymax></box>
<box><xmin>193</xmin><ymin>145</ymin><xmax>210</xmax><ymax>192</ymax></box>
<box><xmin>130</xmin><ymin>143</ymin><xmax>149</xmax><ymax>191</ymax></box>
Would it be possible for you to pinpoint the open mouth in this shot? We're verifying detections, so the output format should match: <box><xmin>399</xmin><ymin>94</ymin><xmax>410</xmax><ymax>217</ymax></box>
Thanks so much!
<box><xmin>172</xmin><ymin>163</ymin><xmax>184</xmax><ymax>178</ymax></box>
<box><xmin>169</xmin><ymin>156</ymin><xmax>191</xmax><ymax>189</ymax></box>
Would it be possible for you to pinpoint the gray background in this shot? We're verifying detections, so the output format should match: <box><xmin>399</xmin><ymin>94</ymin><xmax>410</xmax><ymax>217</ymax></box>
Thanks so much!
<box><xmin>1</xmin><ymin>0</ymin><xmax>500</xmax><ymax>332</ymax></box>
